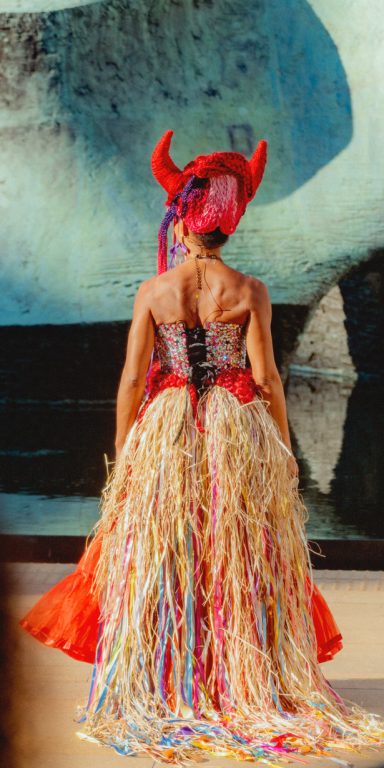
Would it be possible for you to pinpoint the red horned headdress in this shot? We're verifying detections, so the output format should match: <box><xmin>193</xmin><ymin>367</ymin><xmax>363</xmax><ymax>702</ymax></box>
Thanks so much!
<box><xmin>151</xmin><ymin>129</ymin><xmax>268</xmax><ymax>274</ymax></box>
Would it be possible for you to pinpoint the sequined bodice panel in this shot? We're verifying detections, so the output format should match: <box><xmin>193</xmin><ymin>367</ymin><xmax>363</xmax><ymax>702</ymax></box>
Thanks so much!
<box><xmin>154</xmin><ymin>321</ymin><xmax>247</xmax><ymax>394</ymax></box>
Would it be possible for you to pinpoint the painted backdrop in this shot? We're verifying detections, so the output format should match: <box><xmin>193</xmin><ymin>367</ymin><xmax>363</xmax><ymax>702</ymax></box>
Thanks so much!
<box><xmin>0</xmin><ymin>0</ymin><xmax>383</xmax><ymax>325</ymax></box>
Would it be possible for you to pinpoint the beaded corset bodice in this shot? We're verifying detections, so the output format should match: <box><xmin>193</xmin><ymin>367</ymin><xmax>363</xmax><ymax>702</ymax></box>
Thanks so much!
<box><xmin>154</xmin><ymin>320</ymin><xmax>247</xmax><ymax>395</ymax></box>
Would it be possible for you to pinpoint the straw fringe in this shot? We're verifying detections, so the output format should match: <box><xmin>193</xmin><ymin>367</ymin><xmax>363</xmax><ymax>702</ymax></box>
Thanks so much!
<box><xmin>76</xmin><ymin>385</ymin><xmax>384</xmax><ymax>765</ymax></box>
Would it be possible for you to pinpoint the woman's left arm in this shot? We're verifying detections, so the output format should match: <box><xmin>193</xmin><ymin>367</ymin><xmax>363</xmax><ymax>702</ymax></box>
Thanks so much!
<box><xmin>115</xmin><ymin>280</ymin><xmax>155</xmax><ymax>460</ymax></box>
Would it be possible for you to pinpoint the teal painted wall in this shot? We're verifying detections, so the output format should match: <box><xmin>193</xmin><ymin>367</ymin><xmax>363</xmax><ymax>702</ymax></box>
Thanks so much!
<box><xmin>0</xmin><ymin>0</ymin><xmax>383</xmax><ymax>324</ymax></box>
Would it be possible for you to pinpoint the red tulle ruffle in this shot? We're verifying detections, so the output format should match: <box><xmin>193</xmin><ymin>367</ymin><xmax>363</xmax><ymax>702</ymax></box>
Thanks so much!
<box><xmin>140</xmin><ymin>363</ymin><xmax>262</xmax><ymax>431</ymax></box>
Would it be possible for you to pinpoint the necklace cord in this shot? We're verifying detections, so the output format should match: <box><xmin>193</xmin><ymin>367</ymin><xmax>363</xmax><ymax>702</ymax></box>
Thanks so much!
<box><xmin>194</xmin><ymin>256</ymin><xmax>202</xmax><ymax>316</ymax></box>
<box><xmin>192</xmin><ymin>254</ymin><xmax>235</xmax><ymax>326</ymax></box>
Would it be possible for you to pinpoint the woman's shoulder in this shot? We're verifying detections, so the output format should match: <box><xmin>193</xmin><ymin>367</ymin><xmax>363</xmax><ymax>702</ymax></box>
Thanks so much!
<box><xmin>133</xmin><ymin>271</ymin><xmax>175</xmax><ymax>311</ymax></box>
<box><xmin>240</xmin><ymin>273</ymin><xmax>270</xmax><ymax>300</ymax></box>
<box><xmin>135</xmin><ymin>270</ymin><xmax>171</xmax><ymax>293</ymax></box>
<box><xmin>222</xmin><ymin>262</ymin><xmax>268</xmax><ymax>288</ymax></box>
<box><xmin>235</xmin><ymin>275</ymin><xmax>271</xmax><ymax>320</ymax></box>
<box><xmin>246</xmin><ymin>278</ymin><xmax>272</xmax><ymax>325</ymax></box>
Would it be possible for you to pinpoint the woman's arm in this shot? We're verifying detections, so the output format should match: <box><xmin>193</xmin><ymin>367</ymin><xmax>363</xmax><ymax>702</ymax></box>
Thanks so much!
<box><xmin>245</xmin><ymin>278</ymin><xmax>298</xmax><ymax>477</ymax></box>
<box><xmin>115</xmin><ymin>280</ymin><xmax>155</xmax><ymax>460</ymax></box>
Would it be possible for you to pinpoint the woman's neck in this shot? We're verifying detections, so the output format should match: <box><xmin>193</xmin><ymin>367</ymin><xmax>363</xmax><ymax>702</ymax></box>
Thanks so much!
<box><xmin>183</xmin><ymin>240</ymin><xmax>222</xmax><ymax>260</ymax></box>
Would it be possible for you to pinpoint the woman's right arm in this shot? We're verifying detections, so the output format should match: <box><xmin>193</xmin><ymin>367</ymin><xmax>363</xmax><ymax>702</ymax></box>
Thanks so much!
<box><xmin>245</xmin><ymin>278</ymin><xmax>298</xmax><ymax>477</ymax></box>
<box><xmin>114</xmin><ymin>280</ymin><xmax>155</xmax><ymax>460</ymax></box>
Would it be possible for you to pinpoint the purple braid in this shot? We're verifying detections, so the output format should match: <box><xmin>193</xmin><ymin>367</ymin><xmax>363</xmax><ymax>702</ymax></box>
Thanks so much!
<box><xmin>157</xmin><ymin>175</ymin><xmax>201</xmax><ymax>274</ymax></box>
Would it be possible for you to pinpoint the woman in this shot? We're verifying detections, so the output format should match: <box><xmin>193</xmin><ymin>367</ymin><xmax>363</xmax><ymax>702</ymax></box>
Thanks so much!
<box><xmin>20</xmin><ymin>130</ymin><xmax>384</xmax><ymax>765</ymax></box>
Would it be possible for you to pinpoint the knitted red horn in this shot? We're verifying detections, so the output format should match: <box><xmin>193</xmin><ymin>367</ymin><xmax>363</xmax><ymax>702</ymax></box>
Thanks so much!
<box><xmin>151</xmin><ymin>129</ymin><xmax>183</xmax><ymax>197</ymax></box>
<box><xmin>248</xmin><ymin>139</ymin><xmax>268</xmax><ymax>199</ymax></box>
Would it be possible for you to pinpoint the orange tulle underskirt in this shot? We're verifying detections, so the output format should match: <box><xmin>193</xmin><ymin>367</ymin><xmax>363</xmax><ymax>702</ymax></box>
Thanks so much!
<box><xmin>19</xmin><ymin>529</ymin><xmax>343</xmax><ymax>665</ymax></box>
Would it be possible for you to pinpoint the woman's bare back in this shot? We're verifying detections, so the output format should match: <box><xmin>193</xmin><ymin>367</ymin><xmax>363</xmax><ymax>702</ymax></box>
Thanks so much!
<box><xmin>115</xmin><ymin>255</ymin><xmax>296</xmax><ymax>472</ymax></box>
<box><xmin>146</xmin><ymin>259</ymin><xmax>257</xmax><ymax>329</ymax></box>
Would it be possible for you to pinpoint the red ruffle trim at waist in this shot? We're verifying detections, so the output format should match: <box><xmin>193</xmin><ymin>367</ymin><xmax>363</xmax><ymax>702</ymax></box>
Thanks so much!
<box><xmin>139</xmin><ymin>363</ymin><xmax>262</xmax><ymax>431</ymax></box>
